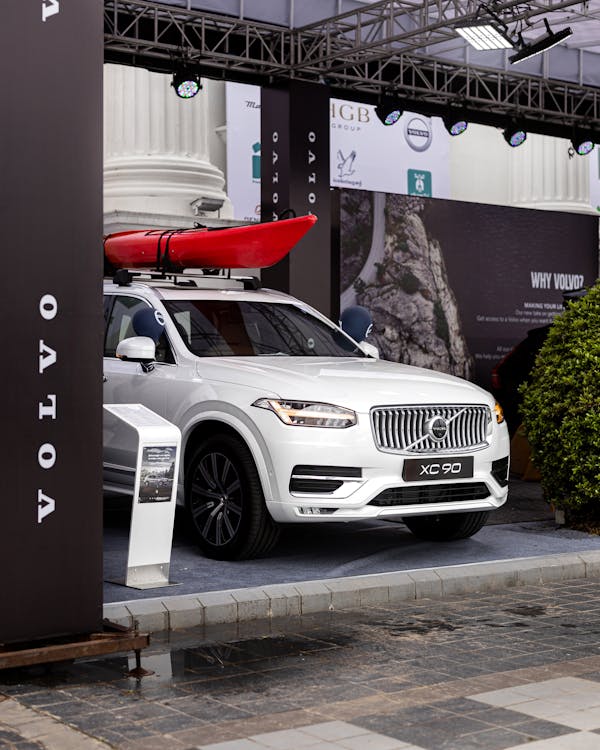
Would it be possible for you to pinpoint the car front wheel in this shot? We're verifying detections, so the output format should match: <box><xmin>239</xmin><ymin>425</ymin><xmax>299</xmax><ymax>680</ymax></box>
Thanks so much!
<box><xmin>185</xmin><ymin>433</ymin><xmax>280</xmax><ymax>560</ymax></box>
<box><xmin>403</xmin><ymin>511</ymin><xmax>489</xmax><ymax>541</ymax></box>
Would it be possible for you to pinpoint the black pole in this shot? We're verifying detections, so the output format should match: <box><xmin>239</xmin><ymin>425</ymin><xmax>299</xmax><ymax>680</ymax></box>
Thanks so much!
<box><xmin>1</xmin><ymin>0</ymin><xmax>104</xmax><ymax>643</ymax></box>
<box><xmin>261</xmin><ymin>81</ymin><xmax>335</xmax><ymax>318</ymax></box>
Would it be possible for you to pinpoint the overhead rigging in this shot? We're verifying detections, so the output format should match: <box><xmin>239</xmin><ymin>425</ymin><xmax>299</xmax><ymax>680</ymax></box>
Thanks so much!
<box><xmin>103</xmin><ymin>0</ymin><xmax>600</xmax><ymax>140</ymax></box>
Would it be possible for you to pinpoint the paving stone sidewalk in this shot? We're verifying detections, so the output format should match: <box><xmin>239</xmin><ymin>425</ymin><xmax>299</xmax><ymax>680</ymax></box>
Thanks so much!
<box><xmin>4</xmin><ymin>577</ymin><xmax>600</xmax><ymax>749</ymax></box>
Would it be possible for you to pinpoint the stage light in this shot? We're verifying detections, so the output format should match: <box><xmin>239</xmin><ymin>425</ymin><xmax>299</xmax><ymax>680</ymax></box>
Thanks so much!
<box><xmin>571</xmin><ymin>133</ymin><xmax>595</xmax><ymax>156</ymax></box>
<box><xmin>443</xmin><ymin>115</ymin><xmax>468</xmax><ymax>136</ymax></box>
<box><xmin>503</xmin><ymin>125</ymin><xmax>527</xmax><ymax>147</ymax></box>
<box><xmin>375</xmin><ymin>100</ymin><xmax>403</xmax><ymax>126</ymax></box>
<box><xmin>455</xmin><ymin>20</ymin><xmax>514</xmax><ymax>50</ymax></box>
<box><xmin>509</xmin><ymin>19</ymin><xmax>572</xmax><ymax>64</ymax></box>
<box><xmin>171</xmin><ymin>67</ymin><xmax>201</xmax><ymax>99</ymax></box>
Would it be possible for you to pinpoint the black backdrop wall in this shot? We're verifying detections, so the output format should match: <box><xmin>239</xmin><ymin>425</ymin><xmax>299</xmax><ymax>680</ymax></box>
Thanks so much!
<box><xmin>340</xmin><ymin>190</ymin><xmax>598</xmax><ymax>389</ymax></box>
<box><xmin>1</xmin><ymin>0</ymin><xmax>104</xmax><ymax>643</ymax></box>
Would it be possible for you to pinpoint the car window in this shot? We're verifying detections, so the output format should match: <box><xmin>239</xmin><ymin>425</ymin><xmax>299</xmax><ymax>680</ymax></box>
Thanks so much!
<box><xmin>162</xmin><ymin>300</ymin><xmax>365</xmax><ymax>358</ymax></box>
<box><xmin>104</xmin><ymin>295</ymin><xmax>174</xmax><ymax>363</ymax></box>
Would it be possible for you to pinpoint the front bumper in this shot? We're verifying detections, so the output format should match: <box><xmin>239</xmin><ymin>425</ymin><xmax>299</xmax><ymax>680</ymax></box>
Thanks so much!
<box><xmin>252</xmin><ymin>408</ymin><xmax>510</xmax><ymax>523</ymax></box>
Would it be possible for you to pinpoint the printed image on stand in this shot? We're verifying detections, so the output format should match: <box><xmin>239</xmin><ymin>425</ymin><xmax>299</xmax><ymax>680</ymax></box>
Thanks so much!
<box><xmin>139</xmin><ymin>446</ymin><xmax>176</xmax><ymax>503</ymax></box>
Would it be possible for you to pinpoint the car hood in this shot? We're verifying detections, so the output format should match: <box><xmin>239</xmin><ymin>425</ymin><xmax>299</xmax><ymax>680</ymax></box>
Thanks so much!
<box><xmin>197</xmin><ymin>356</ymin><xmax>493</xmax><ymax>412</ymax></box>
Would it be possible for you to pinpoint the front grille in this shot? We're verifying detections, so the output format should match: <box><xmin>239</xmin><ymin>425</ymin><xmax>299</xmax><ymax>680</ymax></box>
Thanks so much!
<box><xmin>371</xmin><ymin>405</ymin><xmax>490</xmax><ymax>453</ymax></box>
<box><xmin>370</xmin><ymin>482</ymin><xmax>490</xmax><ymax>506</ymax></box>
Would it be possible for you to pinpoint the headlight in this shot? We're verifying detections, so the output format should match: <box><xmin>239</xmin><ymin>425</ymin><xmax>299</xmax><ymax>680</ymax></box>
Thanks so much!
<box><xmin>493</xmin><ymin>402</ymin><xmax>505</xmax><ymax>424</ymax></box>
<box><xmin>252</xmin><ymin>399</ymin><xmax>357</xmax><ymax>428</ymax></box>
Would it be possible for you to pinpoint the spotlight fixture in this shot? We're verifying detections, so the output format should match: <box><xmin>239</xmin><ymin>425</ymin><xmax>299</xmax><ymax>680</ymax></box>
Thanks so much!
<box><xmin>443</xmin><ymin>114</ymin><xmax>468</xmax><ymax>136</ymax></box>
<box><xmin>375</xmin><ymin>100</ymin><xmax>403</xmax><ymax>126</ymax></box>
<box><xmin>171</xmin><ymin>66</ymin><xmax>202</xmax><ymax>99</ymax></box>
<box><xmin>509</xmin><ymin>19</ymin><xmax>573</xmax><ymax>64</ymax></box>
<box><xmin>455</xmin><ymin>18</ymin><xmax>514</xmax><ymax>50</ymax></box>
<box><xmin>571</xmin><ymin>132</ymin><xmax>595</xmax><ymax>156</ymax></box>
<box><xmin>503</xmin><ymin>124</ymin><xmax>527</xmax><ymax>148</ymax></box>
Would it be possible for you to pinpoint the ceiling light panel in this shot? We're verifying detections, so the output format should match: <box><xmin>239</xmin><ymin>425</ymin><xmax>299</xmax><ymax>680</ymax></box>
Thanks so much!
<box><xmin>456</xmin><ymin>23</ymin><xmax>514</xmax><ymax>51</ymax></box>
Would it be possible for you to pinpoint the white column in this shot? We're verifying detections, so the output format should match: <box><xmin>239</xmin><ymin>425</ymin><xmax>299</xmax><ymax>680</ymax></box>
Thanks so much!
<box><xmin>104</xmin><ymin>63</ymin><xmax>231</xmax><ymax>226</ymax></box>
<box><xmin>509</xmin><ymin>133</ymin><xmax>592</xmax><ymax>213</ymax></box>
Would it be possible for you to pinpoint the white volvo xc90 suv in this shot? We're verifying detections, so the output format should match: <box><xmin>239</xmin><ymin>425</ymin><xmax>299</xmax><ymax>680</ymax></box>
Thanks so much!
<box><xmin>103</xmin><ymin>271</ymin><xmax>510</xmax><ymax>560</ymax></box>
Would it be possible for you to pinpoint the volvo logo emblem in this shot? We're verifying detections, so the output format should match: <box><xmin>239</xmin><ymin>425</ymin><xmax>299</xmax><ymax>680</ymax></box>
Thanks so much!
<box><xmin>404</xmin><ymin>116</ymin><xmax>433</xmax><ymax>152</ymax></box>
<box><xmin>425</xmin><ymin>416</ymin><xmax>448</xmax><ymax>442</ymax></box>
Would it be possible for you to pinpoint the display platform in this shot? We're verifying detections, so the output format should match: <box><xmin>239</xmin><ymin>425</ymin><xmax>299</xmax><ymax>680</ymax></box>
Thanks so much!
<box><xmin>102</xmin><ymin>479</ymin><xmax>600</xmax><ymax>604</ymax></box>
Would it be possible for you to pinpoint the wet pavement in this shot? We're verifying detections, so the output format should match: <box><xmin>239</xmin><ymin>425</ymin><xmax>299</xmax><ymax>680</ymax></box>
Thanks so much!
<box><xmin>4</xmin><ymin>576</ymin><xmax>600</xmax><ymax>749</ymax></box>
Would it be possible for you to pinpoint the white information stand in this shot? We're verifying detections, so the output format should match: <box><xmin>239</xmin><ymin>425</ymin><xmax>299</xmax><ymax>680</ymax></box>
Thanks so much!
<box><xmin>104</xmin><ymin>404</ymin><xmax>181</xmax><ymax>589</ymax></box>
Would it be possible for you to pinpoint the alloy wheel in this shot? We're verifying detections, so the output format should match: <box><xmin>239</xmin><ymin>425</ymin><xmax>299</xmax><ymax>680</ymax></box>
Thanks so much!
<box><xmin>189</xmin><ymin>450</ymin><xmax>243</xmax><ymax>546</ymax></box>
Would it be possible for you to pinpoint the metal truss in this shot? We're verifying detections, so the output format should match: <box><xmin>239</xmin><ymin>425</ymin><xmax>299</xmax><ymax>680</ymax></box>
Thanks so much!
<box><xmin>292</xmin><ymin>0</ymin><xmax>589</xmax><ymax>70</ymax></box>
<box><xmin>104</xmin><ymin>0</ymin><xmax>600</xmax><ymax>133</ymax></box>
<box><xmin>319</xmin><ymin>53</ymin><xmax>600</xmax><ymax>136</ymax></box>
<box><xmin>104</xmin><ymin>1</ymin><xmax>289</xmax><ymax>77</ymax></box>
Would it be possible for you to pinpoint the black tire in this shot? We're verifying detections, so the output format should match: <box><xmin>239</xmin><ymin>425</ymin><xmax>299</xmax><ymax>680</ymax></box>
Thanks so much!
<box><xmin>403</xmin><ymin>511</ymin><xmax>489</xmax><ymax>541</ymax></box>
<box><xmin>185</xmin><ymin>433</ymin><xmax>280</xmax><ymax>560</ymax></box>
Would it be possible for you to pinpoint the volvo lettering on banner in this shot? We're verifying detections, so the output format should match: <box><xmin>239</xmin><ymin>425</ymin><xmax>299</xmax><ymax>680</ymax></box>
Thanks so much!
<box><xmin>261</xmin><ymin>82</ymin><xmax>333</xmax><ymax>316</ymax></box>
<box><xmin>2</xmin><ymin>0</ymin><xmax>103</xmax><ymax>643</ymax></box>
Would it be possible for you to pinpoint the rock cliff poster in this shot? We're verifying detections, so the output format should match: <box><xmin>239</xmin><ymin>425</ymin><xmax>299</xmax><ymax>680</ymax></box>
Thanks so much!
<box><xmin>340</xmin><ymin>190</ymin><xmax>598</xmax><ymax>389</ymax></box>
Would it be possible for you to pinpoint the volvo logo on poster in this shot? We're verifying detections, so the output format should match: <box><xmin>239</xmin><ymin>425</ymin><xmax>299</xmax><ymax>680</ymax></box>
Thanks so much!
<box><xmin>2</xmin><ymin>0</ymin><xmax>103</xmax><ymax>644</ymax></box>
<box><xmin>404</xmin><ymin>116</ymin><xmax>433</xmax><ymax>152</ymax></box>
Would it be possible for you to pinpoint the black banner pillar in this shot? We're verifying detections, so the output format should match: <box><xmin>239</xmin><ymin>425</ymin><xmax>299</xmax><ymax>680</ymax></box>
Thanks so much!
<box><xmin>261</xmin><ymin>82</ymin><xmax>336</xmax><ymax>318</ymax></box>
<box><xmin>1</xmin><ymin>1</ymin><xmax>104</xmax><ymax>642</ymax></box>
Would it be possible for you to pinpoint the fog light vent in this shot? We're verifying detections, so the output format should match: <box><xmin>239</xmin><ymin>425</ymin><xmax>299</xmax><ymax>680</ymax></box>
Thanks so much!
<box><xmin>290</xmin><ymin>479</ymin><xmax>343</xmax><ymax>494</ymax></box>
<box><xmin>491</xmin><ymin>456</ymin><xmax>510</xmax><ymax>487</ymax></box>
<box><xmin>290</xmin><ymin>465</ymin><xmax>362</xmax><ymax>495</ymax></box>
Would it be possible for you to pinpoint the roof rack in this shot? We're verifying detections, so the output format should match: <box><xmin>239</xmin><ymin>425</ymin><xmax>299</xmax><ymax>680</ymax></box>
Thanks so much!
<box><xmin>111</xmin><ymin>268</ymin><xmax>261</xmax><ymax>290</ymax></box>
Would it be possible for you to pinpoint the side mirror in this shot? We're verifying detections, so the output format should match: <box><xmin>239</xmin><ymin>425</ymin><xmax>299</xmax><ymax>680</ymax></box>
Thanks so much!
<box><xmin>359</xmin><ymin>341</ymin><xmax>379</xmax><ymax>359</ymax></box>
<box><xmin>116</xmin><ymin>336</ymin><xmax>157</xmax><ymax>369</ymax></box>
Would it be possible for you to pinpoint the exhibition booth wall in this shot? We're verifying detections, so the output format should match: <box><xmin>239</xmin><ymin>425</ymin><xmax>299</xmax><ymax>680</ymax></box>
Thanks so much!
<box><xmin>339</xmin><ymin>191</ymin><xmax>599</xmax><ymax>390</ymax></box>
<box><xmin>1</xmin><ymin>17</ymin><xmax>595</xmax><ymax>648</ymax></box>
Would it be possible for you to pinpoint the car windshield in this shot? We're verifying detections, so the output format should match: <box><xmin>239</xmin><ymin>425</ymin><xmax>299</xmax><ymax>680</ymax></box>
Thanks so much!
<box><xmin>162</xmin><ymin>300</ymin><xmax>366</xmax><ymax>358</ymax></box>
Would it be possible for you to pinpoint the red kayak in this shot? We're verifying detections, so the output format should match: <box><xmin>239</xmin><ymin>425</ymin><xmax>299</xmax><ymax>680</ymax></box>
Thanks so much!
<box><xmin>104</xmin><ymin>215</ymin><xmax>317</xmax><ymax>271</ymax></box>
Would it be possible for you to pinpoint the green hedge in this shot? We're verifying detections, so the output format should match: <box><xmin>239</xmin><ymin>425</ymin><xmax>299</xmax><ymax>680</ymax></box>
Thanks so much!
<box><xmin>520</xmin><ymin>281</ymin><xmax>600</xmax><ymax>519</ymax></box>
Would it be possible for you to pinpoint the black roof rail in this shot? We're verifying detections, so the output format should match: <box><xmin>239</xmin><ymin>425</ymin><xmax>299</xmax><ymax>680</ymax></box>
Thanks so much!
<box><xmin>113</xmin><ymin>269</ymin><xmax>137</xmax><ymax>286</ymax></box>
<box><xmin>110</xmin><ymin>268</ymin><xmax>262</xmax><ymax>290</ymax></box>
